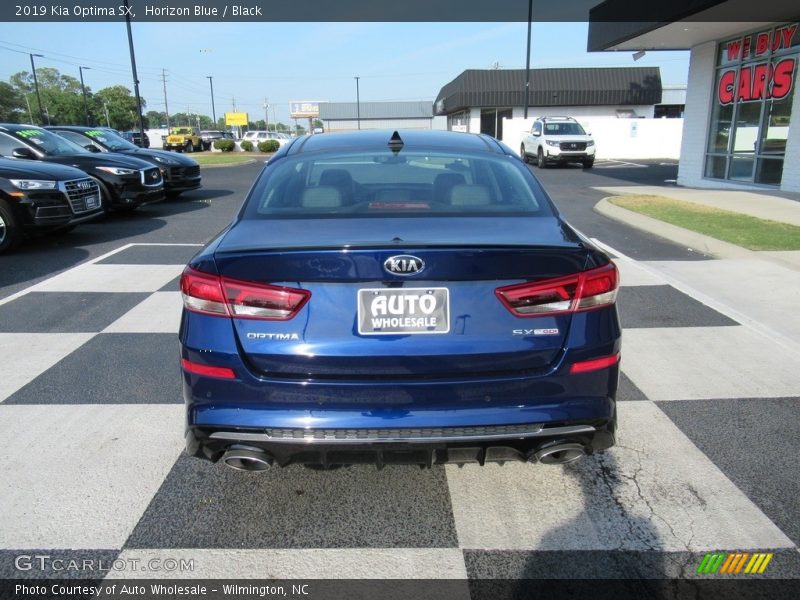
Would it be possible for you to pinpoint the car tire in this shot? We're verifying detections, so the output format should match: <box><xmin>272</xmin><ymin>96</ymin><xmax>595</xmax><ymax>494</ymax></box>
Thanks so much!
<box><xmin>520</xmin><ymin>145</ymin><xmax>529</xmax><ymax>164</ymax></box>
<box><xmin>185</xmin><ymin>141</ymin><xmax>194</xmax><ymax>153</ymax></box>
<box><xmin>537</xmin><ymin>148</ymin><xmax>547</xmax><ymax>169</ymax></box>
<box><xmin>0</xmin><ymin>199</ymin><xmax>23</xmax><ymax>254</ymax></box>
<box><xmin>90</xmin><ymin>177</ymin><xmax>113</xmax><ymax>215</ymax></box>
<box><xmin>583</xmin><ymin>159</ymin><xmax>594</xmax><ymax>169</ymax></box>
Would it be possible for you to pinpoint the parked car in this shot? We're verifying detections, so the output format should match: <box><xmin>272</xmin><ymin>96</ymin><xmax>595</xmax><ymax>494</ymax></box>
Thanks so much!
<box><xmin>240</xmin><ymin>130</ymin><xmax>269</xmax><ymax>147</ymax></box>
<box><xmin>180</xmin><ymin>129</ymin><xmax>620</xmax><ymax>471</ymax></box>
<box><xmin>200</xmin><ymin>130</ymin><xmax>235</xmax><ymax>151</ymax></box>
<box><xmin>48</xmin><ymin>126</ymin><xmax>201</xmax><ymax>198</ymax></box>
<box><xmin>0</xmin><ymin>124</ymin><xmax>165</xmax><ymax>212</ymax></box>
<box><xmin>521</xmin><ymin>116</ymin><xmax>596</xmax><ymax>168</ymax></box>
<box><xmin>120</xmin><ymin>130</ymin><xmax>150</xmax><ymax>148</ymax></box>
<box><xmin>0</xmin><ymin>157</ymin><xmax>103</xmax><ymax>253</ymax></box>
<box><xmin>163</xmin><ymin>126</ymin><xmax>202</xmax><ymax>153</ymax></box>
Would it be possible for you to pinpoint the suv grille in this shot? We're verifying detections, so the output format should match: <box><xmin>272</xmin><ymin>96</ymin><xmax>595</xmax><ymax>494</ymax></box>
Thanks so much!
<box><xmin>142</xmin><ymin>167</ymin><xmax>162</xmax><ymax>185</ymax></box>
<box><xmin>64</xmin><ymin>178</ymin><xmax>101</xmax><ymax>214</ymax></box>
<box><xmin>560</xmin><ymin>142</ymin><xmax>587</xmax><ymax>151</ymax></box>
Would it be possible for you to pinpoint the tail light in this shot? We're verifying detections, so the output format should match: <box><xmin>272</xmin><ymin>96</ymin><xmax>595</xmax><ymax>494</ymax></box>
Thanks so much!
<box><xmin>180</xmin><ymin>267</ymin><xmax>310</xmax><ymax>320</ymax></box>
<box><xmin>495</xmin><ymin>263</ymin><xmax>618</xmax><ymax>317</ymax></box>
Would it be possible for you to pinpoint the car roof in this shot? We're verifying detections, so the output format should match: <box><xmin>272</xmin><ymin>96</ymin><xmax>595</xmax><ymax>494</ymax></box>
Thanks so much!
<box><xmin>286</xmin><ymin>129</ymin><xmax>508</xmax><ymax>156</ymax></box>
<box><xmin>0</xmin><ymin>123</ymin><xmax>46</xmax><ymax>133</ymax></box>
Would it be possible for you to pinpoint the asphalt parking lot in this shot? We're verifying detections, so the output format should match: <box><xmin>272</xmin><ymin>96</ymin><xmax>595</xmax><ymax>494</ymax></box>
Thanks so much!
<box><xmin>1</xmin><ymin>159</ymin><xmax>798</xmax><ymax>590</ymax></box>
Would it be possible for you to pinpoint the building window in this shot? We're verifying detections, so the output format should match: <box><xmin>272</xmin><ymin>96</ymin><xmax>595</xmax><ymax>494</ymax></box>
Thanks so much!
<box><xmin>704</xmin><ymin>23</ymin><xmax>798</xmax><ymax>186</ymax></box>
<box><xmin>448</xmin><ymin>111</ymin><xmax>469</xmax><ymax>133</ymax></box>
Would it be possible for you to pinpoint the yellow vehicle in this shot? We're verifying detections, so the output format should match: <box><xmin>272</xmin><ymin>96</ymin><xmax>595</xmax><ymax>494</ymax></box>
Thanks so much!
<box><xmin>163</xmin><ymin>126</ymin><xmax>202</xmax><ymax>153</ymax></box>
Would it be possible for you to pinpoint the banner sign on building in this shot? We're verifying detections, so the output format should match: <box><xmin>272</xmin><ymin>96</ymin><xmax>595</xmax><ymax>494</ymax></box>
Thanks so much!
<box><xmin>717</xmin><ymin>23</ymin><xmax>798</xmax><ymax>105</ymax></box>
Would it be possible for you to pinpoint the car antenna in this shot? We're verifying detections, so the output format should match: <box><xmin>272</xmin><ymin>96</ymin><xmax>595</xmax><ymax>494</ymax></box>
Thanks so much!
<box><xmin>388</xmin><ymin>131</ymin><xmax>404</xmax><ymax>153</ymax></box>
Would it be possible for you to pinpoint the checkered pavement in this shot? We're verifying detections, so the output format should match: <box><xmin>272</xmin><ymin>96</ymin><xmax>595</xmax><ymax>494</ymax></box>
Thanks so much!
<box><xmin>1</xmin><ymin>242</ymin><xmax>798</xmax><ymax>583</ymax></box>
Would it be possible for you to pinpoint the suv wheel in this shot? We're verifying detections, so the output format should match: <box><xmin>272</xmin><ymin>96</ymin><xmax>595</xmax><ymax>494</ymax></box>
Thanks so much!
<box><xmin>0</xmin><ymin>199</ymin><xmax>22</xmax><ymax>254</ymax></box>
<box><xmin>520</xmin><ymin>144</ymin><xmax>528</xmax><ymax>164</ymax></box>
<box><xmin>537</xmin><ymin>148</ymin><xmax>547</xmax><ymax>169</ymax></box>
<box><xmin>185</xmin><ymin>141</ymin><xmax>194</xmax><ymax>153</ymax></box>
<box><xmin>583</xmin><ymin>159</ymin><xmax>594</xmax><ymax>169</ymax></box>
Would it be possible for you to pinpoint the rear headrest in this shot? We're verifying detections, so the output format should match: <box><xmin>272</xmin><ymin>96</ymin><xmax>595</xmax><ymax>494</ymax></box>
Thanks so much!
<box><xmin>319</xmin><ymin>169</ymin><xmax>353</xmax><ymax>189</ymax></box>
<box><xmin>448</xmin><ymin>184</ymin><xmax>491</xmax><ymax>206</ymax></box>
<box><xmin>301</xmin><ymin>186</ymin><xmax>342</xmax><ymax>208</ymax></box>
<box><xmin>433</xmin><ymin>172</ymin><xmax>466</xmax><ymax>203</ymax></box>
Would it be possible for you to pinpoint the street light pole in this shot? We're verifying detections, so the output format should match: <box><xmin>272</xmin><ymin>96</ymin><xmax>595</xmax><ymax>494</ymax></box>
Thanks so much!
<box><xmin>123</xmin><ymin>0</ymin><xmax>147</xmax><ymax>143</ymax></box>
<box><xmin>523</xmin><ymin>0</ymin><xmax>533</xmax><ymax>119</ymax></box>
<box><xmin>354</xmin><ymin>76</ymin><xmax>361</xmax><ymax>130</ymax></box>
<box><xmin>29</xmin><ymin>53</ymin><xmax>44</xmax><ymax>125</ymax></box>
<box><xmin>207</xmin><ymin>76</ymin><xmax>216</xmax><ymax>127</ymax></box>
<box><xmin>79</xmin><ymin>66</ymin><xmax>91</xmax><ymax>126</ymax></box>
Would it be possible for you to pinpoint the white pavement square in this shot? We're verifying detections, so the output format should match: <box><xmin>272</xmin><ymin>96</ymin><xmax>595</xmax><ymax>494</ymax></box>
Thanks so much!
<box><xmin>0</xmin><ymin>404</ymin><xmax>184</xmax><ymax>549</ymax></box>
<box><xmin>103</xmin><ymin>292</ymin><xmax>183</xmax><ymax>334</ymax></box>
<box><xmin>30</xmin><ymin>264</ymin><xmax>184</xmax><ymax>293</ymax></box>
<box><xmin>109</xmin><ymin>549</ymin><xmax>469</xmax><ymax>579</ymax></box>
<box><xmin>621</xmin><ymin>326</ymin><xmax>800</xmax><ymax>401</ymax></box>
<box><xmin>0</xmin><ymin>333</ymin><xmax>94</xmax><ymax>402</ymax></box>
<box><xmin>445</xmin><ymin>401</ymin><xmax>795</xmax><ymax>551</ymax></box>
<box><xmin>613</xmin><ymin>258</ymin><xmax>668</xmax><ymax>287</ymax></box>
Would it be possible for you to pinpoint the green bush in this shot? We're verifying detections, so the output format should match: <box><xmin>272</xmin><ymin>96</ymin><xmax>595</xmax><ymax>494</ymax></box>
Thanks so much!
<box><xmin>213</xmin><ymin>139</ymin><xmax>235</xmax><ymax>152</ymax></box>
<box><xmin>240</xmin><ymin>140</ymin><xmax>254</xmax><ymax>151</ymax></box>
<box><xmin>258</xmin><ymin>140</ymin><xmax>280</xmax><ymax>153</ymax></box>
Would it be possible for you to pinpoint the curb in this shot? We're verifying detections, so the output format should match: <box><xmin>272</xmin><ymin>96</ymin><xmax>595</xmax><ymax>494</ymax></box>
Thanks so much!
<box><xmin>196</xmin><ymin>158</ymin><xmax>259</xmax><ymax>169</ymax></box>
<box><xmin>594</xmin><ymin>197</ymin><xmax>754</xmax><ymax>259</ymax></box>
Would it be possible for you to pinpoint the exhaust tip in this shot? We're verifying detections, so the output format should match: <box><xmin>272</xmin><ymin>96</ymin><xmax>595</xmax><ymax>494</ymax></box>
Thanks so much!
<box><xmin>533</xmin><ymin>442</ymin><xmax>586</xmax><ymax>465</ymax></box>
<box><xmin>222</xmin><ymin>446</ymin><xmax>273</xmax><ymax>472</ymax></box>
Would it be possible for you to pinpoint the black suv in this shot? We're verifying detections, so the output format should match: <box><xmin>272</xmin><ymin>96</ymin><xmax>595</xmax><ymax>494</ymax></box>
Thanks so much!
<box><xmin>121</xmin><ymin>130</ymin><xmax>150</xmax><ymax>148</ymax></box>
<box><xmin>0</xmin><ymin>124</ymin><xmax>164</xmax><ymax>212</ymax></box>
<box><xmin>0</xmin><ymin>157</ymin><xmax>103</xmax><ymax>253</ymax></box>
<box><xmin>48</xmin><ymin>126</ymin><xmax>201</xmax><ymax>198</ymax></box>
<box><xmin>200</xmin><ymin>130</ymin><xmax>234</xmax><ymax>151</ymax></box>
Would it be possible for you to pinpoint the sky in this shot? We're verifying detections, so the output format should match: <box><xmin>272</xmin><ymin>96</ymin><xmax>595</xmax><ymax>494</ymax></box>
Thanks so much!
<box><xmin>0</xmin><ymin>21</ymin><xmax>690</xmax><ymax>125</ymax></box>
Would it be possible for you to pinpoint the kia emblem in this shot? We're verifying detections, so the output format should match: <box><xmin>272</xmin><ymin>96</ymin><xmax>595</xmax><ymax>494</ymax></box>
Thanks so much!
<box><xmin>384</xmin><ymin>255</ymin><xmax>424</xmax><ymax>276</ymax></box>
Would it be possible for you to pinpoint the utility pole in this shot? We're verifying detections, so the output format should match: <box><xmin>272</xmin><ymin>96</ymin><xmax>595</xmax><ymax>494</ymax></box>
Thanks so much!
<box><xmin>29</xmin><ymin>53</ymin><xmax>44</xmax><ymax>124</ymax></box>
<box><xmin>24</xmin><ymin>95</ymin><xmax>33</xmax><ymax>125</ymax></box>
<box><xmin>523</xmin><ymin>0</ymin><xmax>533</xmax><ymax>119</ymax></box>
<box><xmin>354</xmin><ymin>76</ymin><xmax>361</xmax><ymax>130</ymax></box>
<box><xmin>78</xmin><ymin>66</ymin><xmax>91</xmax><ymax>125</ymax></box>
<box><xmin>206</xmin><ymin>76</ymin><xmax>216</xmax><ymax>127</ymax></box>
<box><xmin>44</xmin><ymin>106</ymin><xmax>51</xmax><ymax>126</ymax></box>
<box><xmin>263</xmin><ymin>97</ymin><xmax>269</xmax><ymax>132</ymax></box>
<box><xmin>161</xmin><ymin>69</ymin><xmax>170</xmax><ymax>128</ymax></box>
<box><xmin>123</xmin><ymin>0</ymin><xmax>147</xmax><ymax>145</ymax></box>
<box><xmin>103</xmin><ymin>102</ymin><xmax>110</xmax><ymax>127</ymax></box>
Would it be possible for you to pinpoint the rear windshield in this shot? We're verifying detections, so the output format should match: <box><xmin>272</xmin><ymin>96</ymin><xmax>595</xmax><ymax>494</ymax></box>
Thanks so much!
<box><xmin>242</xmin><ymin>150</ymin><xmax>553</xmax><ymax>219</ymax></box>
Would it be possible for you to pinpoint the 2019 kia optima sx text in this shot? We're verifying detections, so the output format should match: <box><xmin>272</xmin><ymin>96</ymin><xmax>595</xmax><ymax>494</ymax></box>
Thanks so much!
<box><xmin>180</xmin><ymin>130</ymin><xmax>621</xmax><ymax>470</ymax></box>
<box><xmin>0</xmin><ymin>124</ymin><xmax>164</xmax><ymax>212</ymax></box>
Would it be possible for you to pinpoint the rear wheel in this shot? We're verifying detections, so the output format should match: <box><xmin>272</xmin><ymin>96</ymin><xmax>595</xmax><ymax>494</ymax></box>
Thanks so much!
<box><xmin>520</xmin><ymin>145</ymin><xmax>528</xmax><ymax>164</ymax></box>
<box><xmin>0</xmin><ymin>199</ymin><xmax>23</xmax><ymax>254</ymax></box>
<box><xmin>537</xmin><ymin>148</ymin><xmax>547</xmax><ymax>169</ymax></box>
<box><xmin>185</xmin><ymin>141</ymin><xmax>194</xmax><ymax>153</ymax></box>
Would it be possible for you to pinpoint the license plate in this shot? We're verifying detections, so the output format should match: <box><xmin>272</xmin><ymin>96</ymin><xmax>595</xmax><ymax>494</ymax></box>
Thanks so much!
<box><xmin>85</xmin><ymin>195</ymin><xmax>99</xmax><ymax>209</ymax></box>
<box><xmin>357</xmin><ymin>287</ymin><xmax>450</xmax><ymax>335</ymax></box>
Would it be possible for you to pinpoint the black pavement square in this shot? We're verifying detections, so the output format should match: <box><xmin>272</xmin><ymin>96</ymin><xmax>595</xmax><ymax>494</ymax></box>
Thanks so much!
<box><xmin>617</xmin><ymin>285</ymin><xmax>738</xmax><ymax>329</ymax></box>
<box><xmin>5</xmin><ymin>333</ymin><xmax>182</xmax><ymax>405</ymax></box>
<box><xmin>0</xmin><ymin>292</ymin><xmax>149</xmax><ymax>333</ymax></box>
<box><xmin>97</xmin><ymin>245</ymin><xmax>200</xmax><ymax>265</ymax></box>
<box><xmin>124</xmin><ymin>456</ymin><xmax>458</xmax><ymax>549</ymax></box>
<box><xmin>158</xmin><ymin>275</ymin><xmax>181</xmax><ymax>292</ymax></box>
<box><xmin>658</xmin><ymin>397</ymin><xmax>800</xmax><ymax>547</ymax></box>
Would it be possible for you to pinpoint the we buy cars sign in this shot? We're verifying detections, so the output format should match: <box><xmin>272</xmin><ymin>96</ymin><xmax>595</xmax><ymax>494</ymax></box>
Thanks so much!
<box><xmin>717</xmin><ymin>24</ymin><xmax>798</xmax><ymax>105</ymax></box>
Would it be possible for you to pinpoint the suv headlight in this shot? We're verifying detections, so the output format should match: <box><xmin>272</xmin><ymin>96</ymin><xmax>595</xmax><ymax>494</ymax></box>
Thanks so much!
<box><xmin>545</xmin><ymin>140</ymin><xmax>560</xmax><ymax>147</ymax></box>
<box><xmin>96</xmin><ymin>166</ymin><xmax>137</xmax><ymax>175</ymax></box>
<box><xmin>8</xmin><ymin>179</ymin><xmax>57</xmax><ymax>190</ymax></box>
<box><xmin>151</xmin><ymin>155</ymin><xmax>178</xmax><ymax>165</ymax></box>
<box><xmin>586</xmin><ymin>140</ymin><xmax>595</xmax><ymax>147</ymax></box>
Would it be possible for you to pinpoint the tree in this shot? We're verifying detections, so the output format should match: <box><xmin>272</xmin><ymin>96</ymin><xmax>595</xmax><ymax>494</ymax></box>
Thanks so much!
<box><xmin>0</xmin><ymin>82</ymin><xmax>25</xmax><ymax>123</ymax></box>
<box><xmin>9</xmin><ymin>68</ymin><xmax>90</xmax><ymax>126</ymax></box>
<box><xmin>94</xmin><ymin>85</ymin><xmax>146</xmax><ymax>131</ymax></box>
<box><xmin>145</xmin><ymin>110</ymin><xmax>168</xmax><ymax>128</ymax></box>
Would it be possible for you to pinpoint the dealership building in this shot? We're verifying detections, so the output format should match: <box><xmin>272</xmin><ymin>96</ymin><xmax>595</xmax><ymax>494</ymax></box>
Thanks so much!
<box><xmin>589</xmin><ymin>2</ymin><xmax>800</xmax><ymax>191</ymax></box>
<box><xmin>318</xmin><ymin>101</ymin><xmax>444</xmax><ymax>132</ymax></box>
<box><xmin>433</xmin><ymin>67</ymin><xmax>665</xmax><ymax>141</ymax></box>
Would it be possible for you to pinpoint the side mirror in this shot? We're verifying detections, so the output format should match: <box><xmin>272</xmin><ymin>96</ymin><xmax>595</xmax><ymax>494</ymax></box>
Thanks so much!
<box><xmin>84</xmin><ymin>144</ymin><xmax>101</xmax><ymax>153</ymax></box>
<box><xmin>11</xmin><ymin>147</ymin><xmax>35</xmax><ymax>159</ymax></box>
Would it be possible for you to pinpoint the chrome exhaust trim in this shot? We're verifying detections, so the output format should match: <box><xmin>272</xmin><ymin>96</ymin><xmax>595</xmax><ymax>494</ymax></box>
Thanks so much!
<box><xmin>221</xmin><ymin>446</ymin><xmax>274</xmax><ymax>472</ymax></box>
<box><xmin>533</xmin><ymin>442</ymin><xmax>587</xmax><ymax>465</ymax></box>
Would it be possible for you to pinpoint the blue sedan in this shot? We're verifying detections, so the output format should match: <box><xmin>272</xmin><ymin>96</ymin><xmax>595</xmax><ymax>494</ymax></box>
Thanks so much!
<box><xmin>179</xmin><ymin>130</ymin><xmax>620</xmax><ymax>470</ymax></box>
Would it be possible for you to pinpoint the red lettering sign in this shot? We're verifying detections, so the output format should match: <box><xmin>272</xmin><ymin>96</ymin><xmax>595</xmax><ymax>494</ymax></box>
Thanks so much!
<box><xmin>756</xmin><ymin>33</ymin><xmax>769</xmax><ymax>55</ymax></box>
<box><xmin>772</xmin><ymin>58</ymin><xmax>796</xmax><ymax>100</ymax></box>
<box><xmin>726</xmin><ymin>39</ymin><xmax>742</xmax><ymax>61</ymax></box>
<box><xmin>717</xmin><ymin>58</ymin><xmax>796</xmax><ymax>104</ymax></box>
<box><xmin>718</xmin><ymin>70</ymin><xmax>736</xmax><ymax>104</ymax></box>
